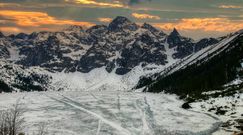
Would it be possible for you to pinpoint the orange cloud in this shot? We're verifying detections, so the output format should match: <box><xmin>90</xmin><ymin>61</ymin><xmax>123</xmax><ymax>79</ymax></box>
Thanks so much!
<box><xmin>132</xmin><ymin>13</ymin><xmax>160</xmax><ymax>20</ymax></box>
<box><xmin>0</xmin><ymin>27</ymin><xmax>21</xmax><ymax>33</ymax></box>
<box><xmin>0</xmin><ymin>10</ymin><xmax>94</xmax><ymax>27</ymax></box>
<box><xmin>65</xmin><ymin>0</ymin><xmax>125</xmax><ymax>8</ymax></box>
<box><xmin>98</xmin><ymin>18</ymin><xmax>113</xmax><ymax>23</ymax></box>
<box><xmin>219</xmin><ymin>5</ymin><xmax>242</xmax><ymax>9</ymax></box>
<box><xmin>0</xmin><ymin>10</ymin><xmax>95</xmax><ymax>34</ymax></box>
<box><xmin>153</xmin><ymin>18</ymin><xmax>243</xmax><ymax>32</ymax></box>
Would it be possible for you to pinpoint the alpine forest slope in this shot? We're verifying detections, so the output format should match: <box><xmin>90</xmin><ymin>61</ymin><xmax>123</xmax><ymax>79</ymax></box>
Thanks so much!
<box><xmin>140</xmin><ymin>30</ymin><xmax>243</xmax><ymax>97</ymax></box>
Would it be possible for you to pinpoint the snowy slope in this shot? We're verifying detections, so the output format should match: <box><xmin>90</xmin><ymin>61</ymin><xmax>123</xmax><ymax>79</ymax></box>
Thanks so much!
<box><xmin>44</xmin><ymin>64</ymin><xmax>167</xmax><ymax>91</ymax></box>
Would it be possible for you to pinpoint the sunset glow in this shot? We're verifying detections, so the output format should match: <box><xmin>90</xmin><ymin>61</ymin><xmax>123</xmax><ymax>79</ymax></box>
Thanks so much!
<box><xmin>132</xmin><ymin>13</ymin><xmax>160</xmax><ymax>20</ymax></box>
<box><xmin>0</xmin><ymin>0</ymin><xmax>242</xmax><ymax>38</ymax></box>
<box><xmin>0</xmin><ymin>10</ymin><xmax>94</xmax><ymax>27</ymax></box>
<box><xmin>98</xmin><ymin>18</ymin><xmax>113</xmax><ymax>23</ymax></box>
<box><xmin>154</xmin><ymin>18</ymin><xmax>243</xmax><ymax>32</ymax></box>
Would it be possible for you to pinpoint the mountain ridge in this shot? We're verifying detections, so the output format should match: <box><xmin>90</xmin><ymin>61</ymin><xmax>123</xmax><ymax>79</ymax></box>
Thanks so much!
<box><xmin>0</xmin><ymin>16</ymin><xmax>219</xmax><ymax>73</ymax></box>
<box><xmin>0</xmin><ymin>16</ymin><xmax>242</xmax><ymax>93</ymax></box>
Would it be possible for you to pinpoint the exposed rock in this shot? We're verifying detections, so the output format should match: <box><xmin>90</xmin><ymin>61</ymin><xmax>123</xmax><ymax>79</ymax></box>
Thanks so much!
<box><xmin>182</xmin><ymin>102</ymin><xmax>192</xmax><ymax>109</ymax></box>
<box><xmin>215</xmin><ymin>106</ymin><xmax>227</xmax><ymax>115</ymax></box>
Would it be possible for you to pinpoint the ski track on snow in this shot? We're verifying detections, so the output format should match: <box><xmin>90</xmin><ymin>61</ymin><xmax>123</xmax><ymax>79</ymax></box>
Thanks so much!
<box><xmin>134</xmin><ymin>99</ymin><xmax>152</xmax><ymax>135</ymax></box>
<box><xmin>45</xmin><ymin>93</ymin><xmax>132</xmax><ymax>135</ymax></box>
<box><xmin>96</xmin><ymin>120</ymin><xmax>101</xmax><ymax>135</ymax></box>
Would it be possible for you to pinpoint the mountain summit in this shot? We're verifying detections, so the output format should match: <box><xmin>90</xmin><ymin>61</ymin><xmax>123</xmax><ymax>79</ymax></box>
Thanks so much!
<box><xmin>108</xmin><ymin>16</ymin><xmax>138</xmax><ymax>32</ymax></box>
<box><xmin>170</xmin><ymin>28</ymin><xmax>180</xmax><ymax>37</ymax></box>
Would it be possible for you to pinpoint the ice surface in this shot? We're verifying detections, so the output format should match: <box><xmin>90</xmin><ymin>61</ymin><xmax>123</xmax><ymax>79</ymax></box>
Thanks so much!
<box><xmin>0</xmin><ymin>91</ymin><xmax>221</xmax><ymax>135</ymax></box>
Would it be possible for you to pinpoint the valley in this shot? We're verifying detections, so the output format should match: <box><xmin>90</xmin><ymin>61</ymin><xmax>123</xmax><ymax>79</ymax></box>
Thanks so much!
<box><xmin>0</xmin><ymin>16</ymin><xmax>243</xmax><ymax>135</ymax></box>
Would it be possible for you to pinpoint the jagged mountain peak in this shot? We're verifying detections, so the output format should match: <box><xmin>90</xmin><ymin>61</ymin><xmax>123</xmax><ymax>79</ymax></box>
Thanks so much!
<box><xmin>170</xmin><ymin>28</ymin><xmax>180</xmax><ymax>37</ymax></box>
<box><xmin>166</xmin><ymin>28</ymin><xmax>196</xmax><ymax>49</ymax></box>
<box><xmin>108</xmin><ymin>16</ymin><xmax>137</xmax><ymax>32</ymax></box>
<box><xmin>111</xmin><ymin>16</ymin><xmax>131</xmax><ymax>24</ymax></box>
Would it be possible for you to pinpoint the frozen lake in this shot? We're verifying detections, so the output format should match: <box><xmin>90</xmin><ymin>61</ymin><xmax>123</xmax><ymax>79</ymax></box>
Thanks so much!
<box><xmin>0</xmin><ymin>91</ymin><xmax>221</xmax><ymax>135</ymax></box>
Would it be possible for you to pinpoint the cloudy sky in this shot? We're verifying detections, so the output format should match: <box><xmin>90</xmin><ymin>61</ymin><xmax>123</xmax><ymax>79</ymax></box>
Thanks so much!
<box><xmin>0</xmin><ymin>0</ymin><xmax>243</xmax><ymax>39</ymax></box>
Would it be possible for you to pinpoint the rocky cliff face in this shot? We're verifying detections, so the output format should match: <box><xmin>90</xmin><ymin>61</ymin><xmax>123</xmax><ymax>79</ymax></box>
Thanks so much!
<box><xmin>0</xmin><ymin>16</ymin><xmax>219</xmax><ymax>75</ymax></box>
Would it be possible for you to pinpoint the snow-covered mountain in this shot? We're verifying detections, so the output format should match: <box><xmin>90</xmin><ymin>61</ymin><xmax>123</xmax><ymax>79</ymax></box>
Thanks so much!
<box><xmin>0</xmin><ymin>17</ymin><xmax>219</xmax><ymax>73</ymax></box>
<box><xmin>0</xmin><ymin>16</ymin><xmax>242</xmax><ymax>93</ymax></box>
